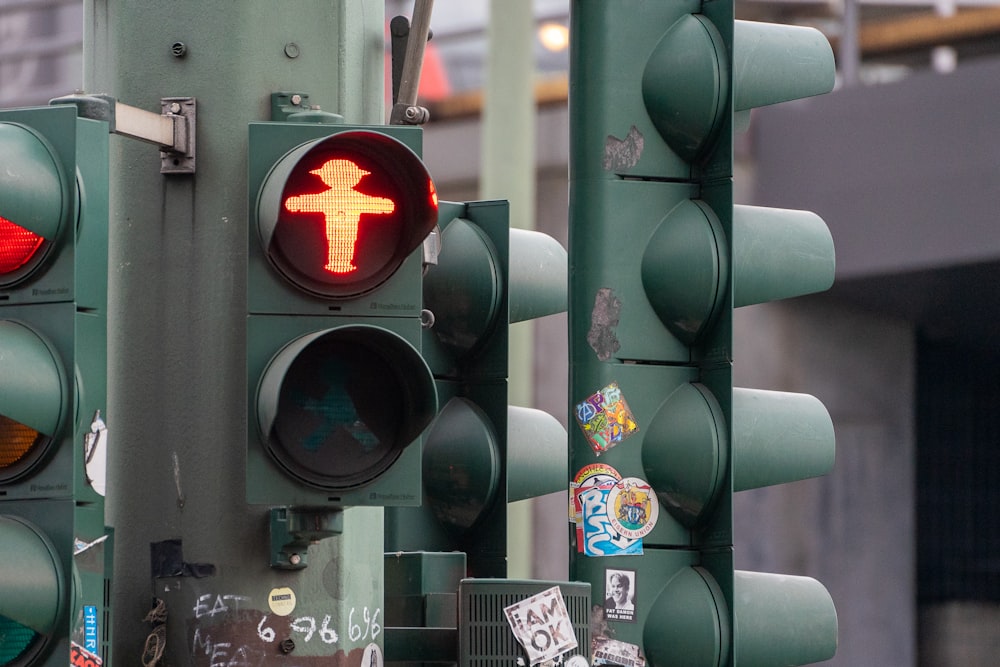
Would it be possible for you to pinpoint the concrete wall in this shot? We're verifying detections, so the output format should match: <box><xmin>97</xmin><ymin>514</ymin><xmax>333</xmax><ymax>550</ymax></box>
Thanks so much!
<box><xmin>733</xmin><ymin>300</ymin><xmax>916</xmax><ymax>667</ymax></box>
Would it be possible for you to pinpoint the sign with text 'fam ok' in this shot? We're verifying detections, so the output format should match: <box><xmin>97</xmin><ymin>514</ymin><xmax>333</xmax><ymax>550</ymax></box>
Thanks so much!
<box><xmin>503</xmin><ymin>586</ymin><xmax>577</xmax><ymax>665</ymax></box>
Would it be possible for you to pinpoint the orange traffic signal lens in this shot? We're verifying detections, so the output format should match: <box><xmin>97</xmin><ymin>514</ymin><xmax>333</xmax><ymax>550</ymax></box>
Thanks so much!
<box><xmin>258</xmin><ymin>131</ymin><xmax>438</xmax><ymax>299</ymax></box>
<box><xmin>0</xmin><ymin>415</ymin><xmax>44</xmax><ymax>476</ymax></box>
<box><xmin>0</xmin><ymin>216</ymin><xmax>45</xmax><ymax>275</ymax></box>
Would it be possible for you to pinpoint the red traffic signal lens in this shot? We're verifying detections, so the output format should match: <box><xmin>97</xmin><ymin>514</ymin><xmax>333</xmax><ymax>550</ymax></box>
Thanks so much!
<box><xmin>0</xmin><ymin>121</ymin><xmax>67</xmax><ymax>289</ymax></box>
<box><xmin>257</xmin><ymin>325</ymin><xmax>436</xmax><ymax>491</ymax></box>
<box><xmin>0</xmin><ymin>216</ymin><xmax>46</xmax><ymax>276</ymax></box>
<box><xmin>257</xmin><ymin>130</ymin><xmax>438</xmax><ymax>299</ymax></box>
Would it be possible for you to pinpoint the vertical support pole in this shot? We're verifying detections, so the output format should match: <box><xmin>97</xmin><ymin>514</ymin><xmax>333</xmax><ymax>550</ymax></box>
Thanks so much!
<box><xmin>480</xmin><ymin>0</ymin><xmax>536</xmax><ymax>579</ymax></box>
<box><xmin>85</xmin><ymin>2</ymin><xmax>387</xmax><ymax>664</ymax></box>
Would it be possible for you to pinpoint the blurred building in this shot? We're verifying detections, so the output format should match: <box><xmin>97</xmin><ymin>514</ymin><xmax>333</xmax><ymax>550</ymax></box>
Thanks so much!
<box><xmin>3</xmin><ymin>1</ymin><xmax>998</xmax><ymax>665</ymax></box>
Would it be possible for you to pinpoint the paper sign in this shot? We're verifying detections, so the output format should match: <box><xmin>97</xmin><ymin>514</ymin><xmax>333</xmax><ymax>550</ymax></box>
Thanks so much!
<box><xmin>503</xmin><ymin>586</ymin><xmax>577</xmax><ymax>665</ymax></box>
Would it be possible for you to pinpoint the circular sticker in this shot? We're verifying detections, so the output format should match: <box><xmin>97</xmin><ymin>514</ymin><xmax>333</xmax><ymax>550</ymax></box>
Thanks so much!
<box><xmin>268</xmin><ymin>587</ymin><xmax>296</xmax><ymax>616</ymax></box>
<box><xmin>605</xmin><ymin>477</ymin><xmax>658</xmax><ymax>539</ymax></box>
<box><xmin>361</xmin><ymin>643</ymin><xmax>383</xmax><ymax>667</ymax></box>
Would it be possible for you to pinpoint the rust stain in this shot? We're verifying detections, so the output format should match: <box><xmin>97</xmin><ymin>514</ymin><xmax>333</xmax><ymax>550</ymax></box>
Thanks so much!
<box><xmin>587</xmin><ymin>288</ymin><xmax>622</xmax><ymax>362</ymax></box>
<box><xmin>602</xmin><ymin>126</ymin><xmax>644</xmax><ymax>172</ymax></box>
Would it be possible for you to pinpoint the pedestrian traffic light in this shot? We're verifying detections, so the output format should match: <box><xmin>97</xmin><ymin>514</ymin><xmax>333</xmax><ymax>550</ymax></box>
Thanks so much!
<box><xmin>0</xmin><ymin>103</ymin><xmax>111</xmax><ymax>667</ymax></box>
<box><xmin>385</xmin><ymin>200</ymin><xmax>568</xmax><ymax>577</ymax></box>
<box><xmin>569</xmin><ymin>4</ymin><xmax>837</xmax><ymax>666</ymax></box>
<box><xmin>247</xmin><ymin>121</ymin><xmax>440</xmax><ymax>508</ymax></box>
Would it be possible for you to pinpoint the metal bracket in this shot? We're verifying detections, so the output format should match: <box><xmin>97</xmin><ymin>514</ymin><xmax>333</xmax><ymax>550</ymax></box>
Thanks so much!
<box><xmin>49</xmin><ymin>94</ymin><xmax>197</xmax><ymax>174</ymax></box>
<box><xmin>269</xmin><ymin>507</ymin><xmax>343</xmax><ymax>570</ymax></box>
<box><xmin>389</xmin><ymin>0</ymin><xmax>435</xmax><ymax>125</ymax></box>
<box><xmin>269</xmin><ymin>92</ymin><xmax>343</xmax><ymax>124</ymax></box>
<box><xmin>158</xmin><ymin>97</ymin><xmax>196</xmax><ymax>174</ymax></box>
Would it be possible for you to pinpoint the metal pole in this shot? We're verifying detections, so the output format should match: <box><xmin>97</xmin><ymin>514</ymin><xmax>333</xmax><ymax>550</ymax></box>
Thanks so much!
<box><xmin>480</xmin><ymin>0</ymin><xmax>536</xmax><ymax>580</ymax></box>
<box><xmin>85</xmin><ymin>1</ymin><xmax>387</xmax><ymax>663</ymax></box>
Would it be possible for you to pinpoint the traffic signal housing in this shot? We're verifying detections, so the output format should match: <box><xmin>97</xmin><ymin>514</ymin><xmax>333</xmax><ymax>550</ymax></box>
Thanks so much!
<box><xmin>0</xmin><ymin>103</ymin><xmax>111</xmax><ymax>667</ymax></box>
<box><xmin>247</xmin><ymin>121</ymin><xmax>440</xmax><ymax>509</ymax></box>
<box><xmin>385</xmin><ymin>200</ymin><xmax>568</xmax><ymax>578</ymax></box>
<box><xmin>569</xmin><ymin>4</ymin><xmax>838</xmax><ymax>666</ymax></box>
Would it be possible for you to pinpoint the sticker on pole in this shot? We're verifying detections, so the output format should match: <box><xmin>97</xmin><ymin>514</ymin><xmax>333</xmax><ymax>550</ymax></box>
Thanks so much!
<box><xmin>503</xmin><ymin>586</ymin><xmax>578</xmax><ymax>665</ymax></box>
<box><xmin>268</xmin><ymin>587</ymin><xmax>296</xmax><ymax>616</ymax></box>
<box><xmin>570</xmin><ymin>463</ymin><xmax>622</xmax><ymax>553</ymax></box>
<box><xmin>605</xmin><ymin>477</ymin><xmax>658</xmax><ymax>540</ymax></box>
<box><xmin>574</xmin><ymin>382</ymin><xmax>638</xmax><ymax>456</ymax></box>
<box><xmin>578</xmin><ymin>482</ymin><xmax>643</xmax><ymax>556</ymax></box>
<box><xmin>71</xmin><ymin>642</ymin><xmax>103</xmax><ymax>667</ymax></box>
<box><xmin>83</xmin><ymin>409</ymin><xmax>108</xmax><ymax>496</ymax></box>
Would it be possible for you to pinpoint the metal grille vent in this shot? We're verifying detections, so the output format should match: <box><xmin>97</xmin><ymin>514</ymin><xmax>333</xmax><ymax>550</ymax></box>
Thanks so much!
<box><xmin>459</xmin><ymin>579</ymin><xmax>590</xmax><ymax>667</ymax></box>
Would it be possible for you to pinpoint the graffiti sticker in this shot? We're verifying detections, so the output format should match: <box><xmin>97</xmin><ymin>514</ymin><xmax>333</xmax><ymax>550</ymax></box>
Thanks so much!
<box><xmin>570</xmin><ymin>463</ymin><xmax>622</xmax><ymax>553</ymax></box>
<box><xmin>574</xmin><ymin>382</ymin><xmax>638</xmax><ymax>456</ymax></box>
<box><xmin>578</xmin><ymin>483</ymin><xmax>643</xmax><ymax>557</ymax></box>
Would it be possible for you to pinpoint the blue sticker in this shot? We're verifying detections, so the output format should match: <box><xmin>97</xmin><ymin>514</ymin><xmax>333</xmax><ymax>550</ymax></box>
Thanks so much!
<box><xmin>579</xmin><ymin>483</ymin><xmax>643</xmax><ymax>556</ymax></box>
<box><xmin>84</xmin><ymin>605</ymin><xmax>99</xmax><ymax>654</ymax></box>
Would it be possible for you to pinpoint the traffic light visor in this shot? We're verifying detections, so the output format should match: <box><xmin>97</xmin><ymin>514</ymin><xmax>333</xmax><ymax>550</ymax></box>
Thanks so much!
<box><xmin>0</xmin><ymin>321</ymin><xmax>67</xmax><ymax>484</ymax></box>
<box><xmin>0</xmin><ymin>515</ymin><xmax>63</xmax><ymax>666</ymax></box>
<box><xmin>257</xmin><ymin>130</ymin><xmax>438</xmax><ymax>299</ymax></box>
<box><xmin>0</xmin><ymin>122</ymin><xmax>68</xmax><ymax>288</ymax></box>
<box><xmin>256</xmin><ymin>324</ymin><xmax>437</xmax><ymax>491</ymax></box>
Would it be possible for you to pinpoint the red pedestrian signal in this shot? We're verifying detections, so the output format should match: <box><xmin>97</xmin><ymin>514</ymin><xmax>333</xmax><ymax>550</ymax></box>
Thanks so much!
<box><xmin>248</xmin><ymin>122</ymin><xmax>440</xmax><ymax>510</ymax></box>
<box><xmin>257</xmin><ymin>130</ymin><xmax>438</xmax><ymax>299</ymax></box>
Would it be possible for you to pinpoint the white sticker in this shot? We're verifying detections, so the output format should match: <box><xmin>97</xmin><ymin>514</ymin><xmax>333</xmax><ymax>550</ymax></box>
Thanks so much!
<box><xmin>268</xmin><ymin>587</ymin><xmax>296</xmax><ymax>616</ymax></box>
<box><xmin>503</xmin><ymin>586</ymin><xmax>578</xmax><ymax>666</ymax></box>
<box><xmin>83</xmin><ymin>410</ymin><xmax>108</xmax><ymax>497</ymax></box>
<box><xmin>361</xmin><ymin>643</ymin><xmax>383</xmax><ymax>667</ymax></box>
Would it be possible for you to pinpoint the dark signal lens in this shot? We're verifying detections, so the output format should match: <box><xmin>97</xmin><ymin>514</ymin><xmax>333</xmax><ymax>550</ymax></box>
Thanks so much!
<box><xmin>258</xmin><ymin>325</ymin><xmax>437</xmax><ymax>491</ymax></box>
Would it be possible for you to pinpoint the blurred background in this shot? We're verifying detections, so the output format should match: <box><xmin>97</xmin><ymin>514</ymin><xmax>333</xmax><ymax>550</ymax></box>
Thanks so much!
<box><xmin>4</xmin><ymin>0</ymin><xmax>997</xmax><ymax>664</ymax></box>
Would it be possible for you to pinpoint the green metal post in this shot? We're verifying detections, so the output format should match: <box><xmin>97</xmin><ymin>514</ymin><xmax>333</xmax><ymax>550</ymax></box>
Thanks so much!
<box><xmin>85</xmin><ymin>2</ymin><xmax>389</xmax><ymax>664</ymax></box>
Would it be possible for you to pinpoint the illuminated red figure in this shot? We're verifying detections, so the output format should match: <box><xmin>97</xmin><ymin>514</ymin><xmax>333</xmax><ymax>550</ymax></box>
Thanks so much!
<box><xmin>284</xmin><ymin>159</ymin><xmax>395</xmax><ymax>274</ymax></box>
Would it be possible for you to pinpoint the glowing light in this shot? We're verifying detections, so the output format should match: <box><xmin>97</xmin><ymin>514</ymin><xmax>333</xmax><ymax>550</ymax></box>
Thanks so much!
<box><xmin>0</xmin><ymin>216</ymin><xmax>44</xmax><ymax>275</ymax></box>
<box><xmin>284</xmin><ymin>159</ymin><xmax>396</xmax><ymax>274</ymax></box>
<box><xmin>539</xmin><ymin>22</ymin><xmax>570</xmax><ymax>52</ymax></box>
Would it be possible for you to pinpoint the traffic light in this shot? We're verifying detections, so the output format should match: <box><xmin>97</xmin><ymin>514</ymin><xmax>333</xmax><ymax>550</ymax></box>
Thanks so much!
<box><xmin>385</xmin><ymin>200</ymin><xmax>568</xmax><ymax>577</ymax></box>
<box><xmin>569</xmin><ymin>4</ymin><xmax>837</xmax><ymax>666</ymax></box>
<box><xmin>0</xmin><ymin>103</ymin><xmax>111</xmax><ymax>667</ymax></box>
<box><xmin>247</xmin><ymin>120</ymin><xmax>440</xmax><ymax>509</ymax></box>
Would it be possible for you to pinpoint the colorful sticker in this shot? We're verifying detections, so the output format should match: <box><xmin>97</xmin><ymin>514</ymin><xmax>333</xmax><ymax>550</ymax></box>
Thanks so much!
<box><xmin>570</xmin><ymin>464</ymin><xmax>623</xmax><ymax>553</ymax></box>
<box><xmin>603</xmin><ymin>569</ymin><xmax>636</xmax><ymax>623</ymax></box>
<box><xmin>606</xmin><ymin>478</ymin><xmax>658</xmax><ymax>540</ymax></box>
<box><xmin>578</xmin><ymin>483</ymin><xmax>642</xmax><ymax>557</ymax></box>
<box><xmin>574</xmin><ymin>383</ymin><xmax>639</xmax><ymax>456</ymax></box>
<box><xmin>592</xmin><ymin>638</ymin><xmax>645</xmax><ymax>667</ymax></box>
<box><xmin>503</xmin><ymin>586</ymin><xmax>578</xmax><ymax>665</ymax></box>
<box><xmin>71</xmin><ymin>642</ymin><xmax>103</xmax><ymax>667</ymax></box>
